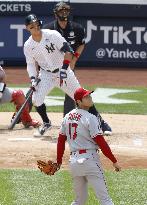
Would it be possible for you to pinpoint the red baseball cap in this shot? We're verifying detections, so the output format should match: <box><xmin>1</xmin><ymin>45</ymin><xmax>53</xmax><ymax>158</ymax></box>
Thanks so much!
<box><xmin>74</xmin><ymin>87</ymin><xmax>93</xmax><ymax>101</ymax></box>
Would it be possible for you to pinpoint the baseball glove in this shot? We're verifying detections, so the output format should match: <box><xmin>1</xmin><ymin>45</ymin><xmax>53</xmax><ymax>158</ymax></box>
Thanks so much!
<box><xmin>37</xmin><ymin>160</ymin><xmax>60</xmax><ymax>175</ymax></box>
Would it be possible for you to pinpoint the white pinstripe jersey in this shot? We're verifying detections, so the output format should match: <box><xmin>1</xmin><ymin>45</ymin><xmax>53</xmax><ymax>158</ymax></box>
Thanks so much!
<box><xmin>24</xmin><ymin>29</ymin><xmax>66</xmax><ymax>73</ymax></box>
<box><xmin>60</xmin><ymin>108</ymin><xmax>103</xmax><ymax>152</ymax></box>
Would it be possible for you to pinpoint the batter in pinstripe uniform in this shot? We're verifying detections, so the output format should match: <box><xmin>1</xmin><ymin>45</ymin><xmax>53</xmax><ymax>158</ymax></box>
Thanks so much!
<box><xmin>24</xmin><ymin>14</ymin><xmax>81</xmax><ymax>136</ymax></box>
<box><xmin>56</xmin><ymin>87</ymin><xmax>121</xmax><ymax>205</ymax></box>
<box><xmin>24</xmin><ymin>14</ymin><xmax>112</xmax><ymax>137</ymax></box>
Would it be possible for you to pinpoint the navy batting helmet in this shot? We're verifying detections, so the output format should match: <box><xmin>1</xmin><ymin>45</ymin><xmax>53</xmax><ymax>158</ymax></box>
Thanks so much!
<box><xmin>25</xmin><ymin>14</ymin><xmax>42</xmax><ymax>26</ymax></box>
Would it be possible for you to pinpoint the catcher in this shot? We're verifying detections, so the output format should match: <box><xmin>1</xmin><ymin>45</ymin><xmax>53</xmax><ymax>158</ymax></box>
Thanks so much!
<box><xmin>37</xmin><ymin>87</ymin><xmax>121</xmax><ymax>205</ymax></box>
<box><xmin>0</xmin><ymin>65</ymin><xmax>40</xmax><ymax>128</ymax></box>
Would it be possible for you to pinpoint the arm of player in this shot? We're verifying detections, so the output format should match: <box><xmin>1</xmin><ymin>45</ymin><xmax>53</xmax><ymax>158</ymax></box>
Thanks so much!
<box><xmin>24</xmin><ymin>48</ymin><xmax>39</xmax><ymax>89</ymax></box>
<box><xmin>24</xmin><ymin>45</ymin><xmax>38</xmax><ymax>79</ymax></box>
<box><xmin>0</xmin><ymin>66</ymin><xmax>6</xmax><ymax>83</ymax></box>
<box><xmin>56</xmin><ymin>133</ymin><xmax>67</xmax><ymax>165</ymax></box>
<box><xmin>70</xmin><ymin>23</ymin><xmax>86</xmax><ymax>70</ymax></box>
<box><xmin>0</xmin><ymin>67</ymin><xmax>6</xmax><ymax>99</ymax></box>
<box><xmin>93</xmin><ymin>135</ymin><xmax>121</xmax><ymax>172</ymax></box>
<box><xmin>0</xmin><ymin>82</ymin><xmax>6</xmax><ymax>99</ymax></box>
<box><xmin>59</xmin><ymin>44</ymin><xmax>73</xmax><ymax>86</ymax></box>
<box><xmin>70</xmin><ymin>44</ymin><xmax>85</xmax><ymax>70</ymax></box>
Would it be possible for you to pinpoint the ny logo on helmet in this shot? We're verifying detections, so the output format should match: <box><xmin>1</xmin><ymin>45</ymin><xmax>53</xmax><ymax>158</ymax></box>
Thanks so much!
<box><xmin>45</xmin><ymin>43</ymin><xmax>55</xmax><ymax>53</ymax></box>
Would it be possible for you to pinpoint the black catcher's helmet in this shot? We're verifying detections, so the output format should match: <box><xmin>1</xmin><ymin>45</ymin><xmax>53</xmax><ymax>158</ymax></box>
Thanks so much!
<box><xmin>25</xmin><ymin>14</ymin><xmax>42</xmax><ymax>26</ymax></box>
<box><xmin>53</xmin><ymin>1</ymin><xmax>70</xmax><ymax>21</ymax></box>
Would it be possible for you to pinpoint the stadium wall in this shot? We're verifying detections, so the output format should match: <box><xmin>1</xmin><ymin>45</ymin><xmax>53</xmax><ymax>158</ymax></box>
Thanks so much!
<box><xmin>0</xmin><ymin>1</ymin><xmax>147</xmax><ymax>68</ymax></box>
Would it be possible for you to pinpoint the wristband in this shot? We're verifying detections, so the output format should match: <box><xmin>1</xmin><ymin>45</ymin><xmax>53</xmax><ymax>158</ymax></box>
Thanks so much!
<box><xmin>74</xmin><ymin>52</ymin><xmax>80</xmax><ymax>59</ymax></box>
<box><xmin>31</xmin><ymin>76</ymin><xmax>35</xmax><ymax>80</ymax></box>
<box><xmin>63</xmin><ymin>59</ymin><xmax>70</xmax><ymax>65</ymax></box>
<box><xmin>62</xmin><ymin>60</ymin><xmax>70</xmax><ymax>70</ymax></box>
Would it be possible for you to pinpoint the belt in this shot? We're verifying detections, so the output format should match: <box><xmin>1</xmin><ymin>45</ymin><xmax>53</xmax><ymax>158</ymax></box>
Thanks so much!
<box><xmin>70</xmin><ymin>149</ymin><xmax>98</xmax><ymax>155</ymax></box>
<box><xmin>70</xmin><ymin>149</ymin><xmax>86</xmax><ymax>155</ymax></box>
<box><xmin>41</xmin><ymin>68</ymin><xmax>59</xmax><ymax>73</ymax></box>
<box><xmin>79</xmin><ymin>149</ymin><xmax>87</xmax><ymax>154</ymax></box>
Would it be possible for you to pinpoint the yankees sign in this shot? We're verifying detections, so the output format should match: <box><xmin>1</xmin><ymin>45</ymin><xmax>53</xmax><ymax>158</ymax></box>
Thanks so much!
<box><xmin>81</xmin><ymin>18</ymin><xmax>147</xmax><ymax>66</ymax></box>
<box><xmin>1</xmin><ymin>16</ymin><xmax>147</xmax><ymax>67</ymax></box>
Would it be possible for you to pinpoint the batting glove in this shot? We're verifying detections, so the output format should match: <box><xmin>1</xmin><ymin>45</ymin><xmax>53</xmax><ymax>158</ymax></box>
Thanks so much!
<box><xmin>60</xmin><ymin>69</ymin><xmax>67</xmax><ymax>86</ymax></box>
<box><xmin>31</xmin><ymin>77</ymin><xmax>40</xmax><ymax>91</ymax></box>
<box><xmin>60</xmin><ymin>60</ymin><xmax>70</xmax><ymax>86</ymax></box>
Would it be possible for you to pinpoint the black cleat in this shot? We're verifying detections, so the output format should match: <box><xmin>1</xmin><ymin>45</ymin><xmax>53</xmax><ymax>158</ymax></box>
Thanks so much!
<box><xmin>101</xmin><ymin>121</ymin><xmax>112</xmax><ymax>136</ymax></box>
<box><xmin>33</xmin><ymin>121</ymin><xmax>52</xmax><ymax>137</ymax></box>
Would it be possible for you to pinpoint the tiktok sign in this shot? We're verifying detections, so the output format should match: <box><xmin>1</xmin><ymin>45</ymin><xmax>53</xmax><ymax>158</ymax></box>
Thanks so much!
<box><xmin>1</xmin><ymin>16</ymin><xmax>147</xmax><ymax>66</ymax></box>
<box><xmin>83</xmin><ymin>19</ymin><xmax>147</xmax><ymax>62</ymax></box>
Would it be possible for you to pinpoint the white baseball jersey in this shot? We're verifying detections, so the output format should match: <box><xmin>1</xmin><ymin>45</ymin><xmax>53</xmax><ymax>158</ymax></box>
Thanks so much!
<box><xmin>24</xmin><ymin>29</ymin><xmax>66</xmax><ymax>77</ymax></box>
<box><xmin>24</xmin><ymin>29</ymin><xmax>80</xmax><ymax>107</ymax></box>
<box><xmin>60</xmin><ymin>108</ymin><xmax>102</xmax><ymax>152</ymax></box>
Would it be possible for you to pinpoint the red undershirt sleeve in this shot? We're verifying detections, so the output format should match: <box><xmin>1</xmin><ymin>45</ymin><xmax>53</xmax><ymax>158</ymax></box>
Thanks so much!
<box><xmin>93</xmin><ymin>135</ymin><xmax>117</xmax><ymax>163</ymax></box>
<box><xmin>57</xmin><ymin>134</ymin><xmax>67</xmax><ymax>164</ymax></box>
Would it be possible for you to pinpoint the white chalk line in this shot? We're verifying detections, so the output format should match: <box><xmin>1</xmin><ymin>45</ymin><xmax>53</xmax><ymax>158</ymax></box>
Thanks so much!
<box><xmin>8</xmin><ymin>137</ymin><xmax>37</xmax><ymax>141</ymax></box>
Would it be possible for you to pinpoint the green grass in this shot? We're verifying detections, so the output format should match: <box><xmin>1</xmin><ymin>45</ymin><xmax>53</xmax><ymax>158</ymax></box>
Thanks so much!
<box><xmin>0</xmin><ymin>170</ymin><xmax>15</xmax><ymax>205</ymax></box>
<box><xmin>1</xmin><ymin>85</ymin><xmax>147</xmax><ymax>114</ymax></box>
<box><xmin>0</xmin><ymin>169</ymin><xmax>146</xmax><ymax>205</ymax></box>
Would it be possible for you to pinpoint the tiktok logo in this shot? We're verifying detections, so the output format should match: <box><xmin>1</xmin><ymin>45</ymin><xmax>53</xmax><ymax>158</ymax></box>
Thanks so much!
<box><xmin>85</xmin><ymin>20</ymin><xmax>147</xmax><ymax>45</ymax></box>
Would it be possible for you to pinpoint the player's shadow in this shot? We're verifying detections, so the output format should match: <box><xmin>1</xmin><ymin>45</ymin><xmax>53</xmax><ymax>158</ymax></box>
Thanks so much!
<box><xmin>0</xmin><ymin>129</ymin><xmax>9</xmax><ymax>135</ymax></box>
<box><xmin>0</xmin><ymin>125</ymin><xmax>34</xmax><ymax>136</ymax></box>
<box><xmin>40</xmin><ymin>136</ymin><xmax>58</xmax><ymax>143</ymax></box>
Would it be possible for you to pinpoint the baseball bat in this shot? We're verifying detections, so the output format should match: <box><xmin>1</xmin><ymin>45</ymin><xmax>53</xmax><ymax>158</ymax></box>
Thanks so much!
<box><xmin>8</xmin><ymin>88</ymin><xmax>33</xmax><ymax>130</ymax></box>
<box><xmin>8</xmin><ymin>78</ymin><xmax>40</xmax><ymax>130</ymax></box>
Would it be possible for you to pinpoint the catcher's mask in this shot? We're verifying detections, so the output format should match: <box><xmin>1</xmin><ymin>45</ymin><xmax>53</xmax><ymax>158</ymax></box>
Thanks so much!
<box><xmin>25</xmin><ymin>14</ymin><xmax>42</xmax><ymax>27</ymax></box>
<box><xmin>53</xmin><ymin>1</ymin><xmax>70</xmax><ymax>21</ymax></box>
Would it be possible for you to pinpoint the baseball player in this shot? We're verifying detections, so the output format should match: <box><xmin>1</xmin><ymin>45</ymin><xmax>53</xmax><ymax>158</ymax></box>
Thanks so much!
<box><xmin>56</xmin><ymin>87</ymin><xmax>121</xmax><ymax>205</ymax></box>
<box><xmin>43</xmin><ymin>1</ymin><xmax>112</xmax><ymax>135</ymax></box>
<box><xmin>24</xmin><ymin>14</ymin><xmax>111</xmax><ymax>137</ymax></box>
<box><xmin>0</xmin><ymin>66</ymin><xmax>40</xmax><ymax>128</ymax></box>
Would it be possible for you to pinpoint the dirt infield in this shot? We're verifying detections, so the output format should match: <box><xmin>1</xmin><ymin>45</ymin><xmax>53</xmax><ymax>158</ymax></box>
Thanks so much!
<box><xmin>1</xmin><ymin>67</ymin><xmax>147</xmax><ymax>170</ymax></box>
<box><xmin>5</xmin><ymin>66</ymin><xmax>147</xmax><ymax>86</ymax></box>
<box><xmin>0</xmin><ymin>112</ymin><xmax>147</xmax><ymax>170</ymax></box>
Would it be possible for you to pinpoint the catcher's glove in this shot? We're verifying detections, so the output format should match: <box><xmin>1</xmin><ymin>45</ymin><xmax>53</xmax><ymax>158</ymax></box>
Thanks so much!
<box><xmin>37</xmin><ymin>160</ymin><xmax>60</xmax><ymax>175</ymax></box>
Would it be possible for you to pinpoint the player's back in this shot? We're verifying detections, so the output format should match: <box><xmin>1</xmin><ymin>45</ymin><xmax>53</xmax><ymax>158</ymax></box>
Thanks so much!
<box><xmin>63</xmin><ymin>108</ymin><xmax>100</xmax><ymax>152</ymax></box>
